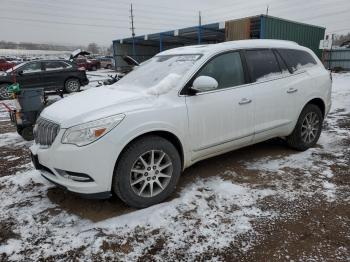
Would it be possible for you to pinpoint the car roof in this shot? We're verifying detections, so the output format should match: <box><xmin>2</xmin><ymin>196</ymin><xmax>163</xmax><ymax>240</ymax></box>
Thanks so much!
<box><xmin>158</xmin><ymin>39</ymin><xmax>304</xmax><ymax>56</ymax></box>
<box><xmin>23</xmin><ymin>59</ymin><xmax>72</xmax><ymax>63</ymax></box>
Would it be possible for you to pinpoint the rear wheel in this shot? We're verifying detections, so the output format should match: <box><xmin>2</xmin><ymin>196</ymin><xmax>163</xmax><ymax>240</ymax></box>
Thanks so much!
<box><xmin>0</xmin><ymin>84</ymin><xmax>11</xmax><ymax>100</ymax></box>
<box><xmin>92</xmin><ymin>66</ymin><xmax>97</xmax><ymax>71</ymax></box>
<box><xmin>107</xmin><ymin>64</ymin><xmax>112</xmax><ymax>69</ymax></box>
<box><xmin>286</xmin><ymin>104</ymin><xmax>323</xmax><ymax>151</ymax></box>
<box><xmin>113</xmin><ymin>135</ymin><xmax>181</xmax><ymax>208</ymax></box>
<box><xmin>64</xmin><ymin>78</ymin><xmax>80</xmax><ymax>93</ymax></box>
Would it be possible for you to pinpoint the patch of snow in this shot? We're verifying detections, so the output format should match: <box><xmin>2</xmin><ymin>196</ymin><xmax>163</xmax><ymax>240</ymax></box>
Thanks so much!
<box><xmin>0</xmin><ymin>132</ymin><xmax>30</xmax><ymax>147</ymax></box>
<box><xmin>0</xmin><ymin>172</ymin><xmax>276</xmax><ymax>260</ymax></box>
<box><xmin>256</xmin><ymin>70</ymin><xmax>290</xmax><ymax>82</ymax></box>
<box><xmin>322</xmin><ymin>181</ymin><xmax>336</xmax><ymax>201</ymax></box>
<box><xmin>146</xmin><ymin>73</ymin><xmax>181</xmax><ymax>96</ymax></box>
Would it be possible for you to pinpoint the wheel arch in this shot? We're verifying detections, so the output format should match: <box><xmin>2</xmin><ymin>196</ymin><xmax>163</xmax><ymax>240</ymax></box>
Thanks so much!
<box><xmin>64</xmin><ymin>76</ymin><xmax>80</xmax><ymax>84</ymax></box>
<box><xmin>114</xmin><ymin>130</ymin><xmax>185</xmax><ymax>172</ymax></box>
<box><xmin>304</xmin><ymin>98</ymin><xmax>326</xmax><ymax>118</ymax></box>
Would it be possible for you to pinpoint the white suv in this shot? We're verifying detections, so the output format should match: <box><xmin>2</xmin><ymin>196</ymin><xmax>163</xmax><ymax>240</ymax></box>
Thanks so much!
<box><xmin>30</xmin><ymin>40</ymin><xmax>332</xmax><ymax>208</ymax></box>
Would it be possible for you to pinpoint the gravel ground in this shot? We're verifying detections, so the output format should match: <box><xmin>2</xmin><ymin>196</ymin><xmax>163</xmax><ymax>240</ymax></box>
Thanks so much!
<box><xmin>0</xmin><ymin>73</ymin><xmax>349</xmax><ymax>261</ymax></box>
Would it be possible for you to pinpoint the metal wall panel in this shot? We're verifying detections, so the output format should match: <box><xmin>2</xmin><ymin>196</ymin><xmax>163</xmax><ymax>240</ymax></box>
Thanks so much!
<box><xmin>225</xmin><ymin>18</ymin><xmax>251</xmax><ymax>41</ymax></box>
<box><xmin>113</xmin><ymin>42</ymin><xmax>159</xmax><ymax>68</ymax></box>
<box><xmin>262</xmin><ymin>15</ymin><xmax>325</xmax><ymax>58</ymax></box>
<box><xmin>323</xmin><ymin>49</ymin><xmax>350</xmax><ymax>70</ymax></box>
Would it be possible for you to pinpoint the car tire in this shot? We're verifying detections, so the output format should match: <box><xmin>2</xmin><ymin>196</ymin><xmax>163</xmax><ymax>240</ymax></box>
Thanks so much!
<box><xmin>21</xmin><ymin>126</ymin><xmax>34</xmax><ymax>141</ymax></box>
<box><xmin>107</xmin><ymin>64</ymin><xmax>112</xmax><ymax>69</ymax></box>
<box><xmin>286</xmin><ymin>104</ymin><xmax>323</xmax><ymax>151</ymax></box>
<box><xmin>92</xmin><ymin>66</ymin><xmax>97</xmax><ymax>71</ymax></box>
<box><xmin>64</xmin><ymin>78</ymin><xmax>81</xmax><ymax>93</ymax></box>
<box><xmin>113</xmin><ymin>135</ymin><xmax>181</xmax><ymax>208</ymax></box>
<box><xmin>0</xmin><ymin>83</ymin><xmax>11</xmax><ymax>100</ymax></box>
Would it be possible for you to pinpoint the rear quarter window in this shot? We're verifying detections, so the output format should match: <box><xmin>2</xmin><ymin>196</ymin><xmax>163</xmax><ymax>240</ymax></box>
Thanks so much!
<box><xmin>277</xmin><ymin>49</ymin><xmax>317</xmax><ymax>73</ymax></box>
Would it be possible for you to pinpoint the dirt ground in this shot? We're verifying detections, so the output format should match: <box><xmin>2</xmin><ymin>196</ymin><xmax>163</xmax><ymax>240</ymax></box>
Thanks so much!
<box><xmin>0</xmin><ymin>74</ymin><xmax>349</xmax><ymax>261</ymax></box>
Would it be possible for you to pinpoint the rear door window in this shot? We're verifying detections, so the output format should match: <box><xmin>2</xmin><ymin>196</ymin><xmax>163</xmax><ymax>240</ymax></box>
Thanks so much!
<box><xmin>44</xmin><ymin>61</ymin><xmax>70</xmax><ymax>71</ymax></box>
<box><xmin>277</xmin><ymin>49</ymin><xmax>317</xmax><ymax>72</ymax></box>
<box><xmin>196</xmin><ymin>52</ymin><xmax>245</xmax><ymax>91</ymax></box>
<box><xmin>244</xmin><ymin>49</ymin><xmax>282</xmax><ymax>82</ymax></box>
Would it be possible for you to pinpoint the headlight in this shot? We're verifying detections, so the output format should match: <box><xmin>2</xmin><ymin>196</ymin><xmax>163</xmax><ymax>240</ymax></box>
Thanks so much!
<box><xmin>61</xmin><ymin>114</ymin><xmax>125</xmax><ymax>146</ymax></box>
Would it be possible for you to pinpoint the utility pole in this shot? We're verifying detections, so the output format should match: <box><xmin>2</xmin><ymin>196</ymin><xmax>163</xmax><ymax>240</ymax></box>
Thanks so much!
<box><xmin>130</xmin><ymin>3</ymin><xmax>136</xmax><ymax>57</ymax></box>
<box><xmin>198</xmin><ymin>11</ymin><xmax>202</xmax><ymax>44</ymax></box>
<box><xmin>329</xmin><ymin>33</ymin><xmax>335</xmax><ymax>70</ymax></box>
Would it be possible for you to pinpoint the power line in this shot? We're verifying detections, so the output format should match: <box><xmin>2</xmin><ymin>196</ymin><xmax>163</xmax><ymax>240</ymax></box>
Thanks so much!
<box><xmin>6</xmin><ymin>0</ymin><xmax>196</xmax><ymax>22</ymax></box>
<box><xmin>0</xmin><ymin>16</ymin><xmax>170</xmax><ymax>31</ymax></box>
<box><xmin>0</xmin><ymin>8</ymin><xmax>190</xmax><ymax>28</ymax></box>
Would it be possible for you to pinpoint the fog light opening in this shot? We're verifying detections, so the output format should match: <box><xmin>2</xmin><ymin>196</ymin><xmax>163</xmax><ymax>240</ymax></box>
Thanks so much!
<box><xmin>56</xmin><ymin>169</ymin><xmax>94</xmax><ymax>182</ymax></box>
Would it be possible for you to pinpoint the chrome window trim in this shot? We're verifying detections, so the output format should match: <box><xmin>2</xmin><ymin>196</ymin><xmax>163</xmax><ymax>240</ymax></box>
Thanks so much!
<box><xmin>182</xmin><ymin>70</ymin><xmax>306</xmax><ymax>96</ymax></box>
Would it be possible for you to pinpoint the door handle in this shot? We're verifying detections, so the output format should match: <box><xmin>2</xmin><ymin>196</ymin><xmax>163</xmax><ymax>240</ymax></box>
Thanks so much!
<box><xmin>287</xmin><ymin>88</ymin><xmax>298</xmax><ymax>94</ymax></box>
<box><xmin>239</xmin><ymin>98</ymin><xmax>252</xmax><ymax>105</ymax></box>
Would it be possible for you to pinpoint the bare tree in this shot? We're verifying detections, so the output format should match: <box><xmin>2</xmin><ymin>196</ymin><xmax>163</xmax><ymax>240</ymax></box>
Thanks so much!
<box><xmin>87</xmin><ymin>43</ymin><xmax>100</xmax><ymax>54</ymax></box>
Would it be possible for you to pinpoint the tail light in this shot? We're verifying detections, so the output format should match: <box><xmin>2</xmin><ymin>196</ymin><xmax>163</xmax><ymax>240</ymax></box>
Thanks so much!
<box><xmin>78</xmin><ymin>67</ymin><xmax>86</xmax><ymax>71</ymax></box>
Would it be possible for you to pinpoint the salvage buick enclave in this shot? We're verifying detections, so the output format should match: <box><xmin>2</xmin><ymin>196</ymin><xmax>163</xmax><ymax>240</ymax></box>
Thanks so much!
<box><xmin>30</xmin><ymin>40</ymin><xmax>332</xmax><ymax>208</ymax></box>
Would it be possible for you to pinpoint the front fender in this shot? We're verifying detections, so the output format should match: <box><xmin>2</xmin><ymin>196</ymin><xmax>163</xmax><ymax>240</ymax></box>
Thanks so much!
<box><xmin>115</xmin><ymin>121</ymin><xmax>189</xmax><ymax>165</ymax></box>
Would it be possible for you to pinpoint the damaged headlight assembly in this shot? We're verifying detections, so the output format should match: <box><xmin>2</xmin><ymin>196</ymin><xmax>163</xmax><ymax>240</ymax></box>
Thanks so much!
<box><xmin>61</xmin><ymin>114</ymin><xmax>125</xmax><ymax>146</ymax></box>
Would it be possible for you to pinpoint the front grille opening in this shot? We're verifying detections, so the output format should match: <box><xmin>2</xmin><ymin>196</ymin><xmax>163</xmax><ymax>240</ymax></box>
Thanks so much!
<box><xmin>34</xmin><ymin>118</ymin><xmax>60</xmax><ymax>147</ymax></box>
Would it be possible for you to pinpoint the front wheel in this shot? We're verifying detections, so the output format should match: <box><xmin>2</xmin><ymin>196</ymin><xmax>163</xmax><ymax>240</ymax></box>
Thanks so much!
<box><xmin>64</xmin><ymin>78</ymin><xmax>80</xmax><ymax>93</ymax></box>
<box><xmin>113</xmin><ymin>135</ymin><xmax>181</xmax><ymax>208</ymax></box>
<box><xmin>286</xmin><ymin>104</ymin><xmax>323</xmax><ymax>151</ymax></box>
<box><xmin>0</xmin><ymin>84</ymin><xmax>11</xmax><ymax>100</ymax></box>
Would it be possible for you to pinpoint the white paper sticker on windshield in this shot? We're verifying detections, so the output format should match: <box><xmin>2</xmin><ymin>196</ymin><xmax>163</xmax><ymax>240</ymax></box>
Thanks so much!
<box><xmin>175</xmin><ymin>55</ymin><xmax>201</xmax><ymax>62</ymax></box>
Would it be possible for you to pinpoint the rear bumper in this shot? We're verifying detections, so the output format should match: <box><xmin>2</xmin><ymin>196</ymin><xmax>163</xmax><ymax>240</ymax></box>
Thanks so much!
<box><xmin>81</xmin><ymin>78</ymin><xmax>89</xmax><ymax>86</ymax></box>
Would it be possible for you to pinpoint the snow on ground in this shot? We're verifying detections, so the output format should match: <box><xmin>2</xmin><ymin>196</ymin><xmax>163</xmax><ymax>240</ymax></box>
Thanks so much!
<box><xmin>0</xmin><ymin>73</ymin><xmax>349</xmax><ymax>261</ymax></box>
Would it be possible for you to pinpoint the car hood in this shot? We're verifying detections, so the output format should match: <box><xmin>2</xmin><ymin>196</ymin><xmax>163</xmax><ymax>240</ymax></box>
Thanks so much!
<box><xmin>122</xmin><ymin>56</ymin><xmax>139</xmax><ymax>66</ymax></box>
<box><xmin>70</xmin><ymin>49</ymin><xmax>91</xmax><ymax>59</ymax></box>
<box><xmin>40</xmin><ymin>86</ymin><xmax>155</xmax><ymax>128</ymax></box>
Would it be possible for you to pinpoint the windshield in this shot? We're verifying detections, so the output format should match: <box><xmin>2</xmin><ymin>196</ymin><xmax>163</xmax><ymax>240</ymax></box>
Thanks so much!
<box><xmin>115</xmin><ymin>54</ymin><xmax>202</xmax><ymax>91</ymax></box>
<box><xmin>5</xmin><ymin>62</ymin><xmax>26</xmax><ymax>73</ymax></box>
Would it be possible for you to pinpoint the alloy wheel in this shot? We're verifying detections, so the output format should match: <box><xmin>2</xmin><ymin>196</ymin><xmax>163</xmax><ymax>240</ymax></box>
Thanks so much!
<box><xmin>301</xmin><ymin>112</ymin><xmax>320</xmax><ymax>144</ymax></box>
<box><xmin>129</xmin><ymin>150</ymin><xmax>173</xmax><ymax>198</ymax></box>
<box><xmin>66</xmin><ymin>80</ymin><xmax>79</xmax><ymax>92</ymax></box>
<box><xmin>0</xmin><ymin>85</ymin><xmax>11</xmax><ymax>100</ymax></box>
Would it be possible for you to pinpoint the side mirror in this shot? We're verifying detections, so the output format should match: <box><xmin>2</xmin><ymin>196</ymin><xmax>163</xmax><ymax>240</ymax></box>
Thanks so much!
<box><xmin>192</xmin><ymin>76</ymin><xmax>218</xmax><ymax>93</ymax></box>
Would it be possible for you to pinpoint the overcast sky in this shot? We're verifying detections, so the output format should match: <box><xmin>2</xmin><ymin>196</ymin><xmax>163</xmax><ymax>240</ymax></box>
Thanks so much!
<box><xmin>1</xmin><ymin>0</ymin><xmax>349</xmax><ymax>47</ymax></box>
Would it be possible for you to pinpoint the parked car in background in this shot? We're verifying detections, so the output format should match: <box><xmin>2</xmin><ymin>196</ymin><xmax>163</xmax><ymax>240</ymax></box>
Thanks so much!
<box><xmin>0</xmin><ymin>60</ymin><xmax>89</xmax><ymax>99</ymax></box>
<box><xmin>30</xmin><ymin>40</ymin><xmax>331</xmax><ymax>208</ymax></box>
<box><xmin>98</xmin><ymin>57</ymin><xmax>114</xmax><ymax>69</ymax></box>
<box><xmin>0</xmin><ymin>58</ymin><xmax>16</xmax><ymax>71</ymax></box>
<box><xmin>73</xmin><ymin>56</ymin><xmax>101</xmax><ymax>71</ymax></box>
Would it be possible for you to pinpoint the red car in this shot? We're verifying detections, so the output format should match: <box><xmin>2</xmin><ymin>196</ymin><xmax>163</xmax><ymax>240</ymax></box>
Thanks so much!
<box><xmin>0</xmin><ymin>58</ymin><xmax>16</xmax><ymax>71</ymax></box>
<box><xmin>74</xmin><ymin>57</ymin><xmax>101</xmax><ymax>71</ymax></box>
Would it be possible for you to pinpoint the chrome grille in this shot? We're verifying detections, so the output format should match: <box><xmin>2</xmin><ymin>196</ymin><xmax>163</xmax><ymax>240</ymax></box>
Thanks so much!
<box><xmin>34</xmin><ymin>118</ymin><xmax>60</xmax><ymax>147</ymax></box>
